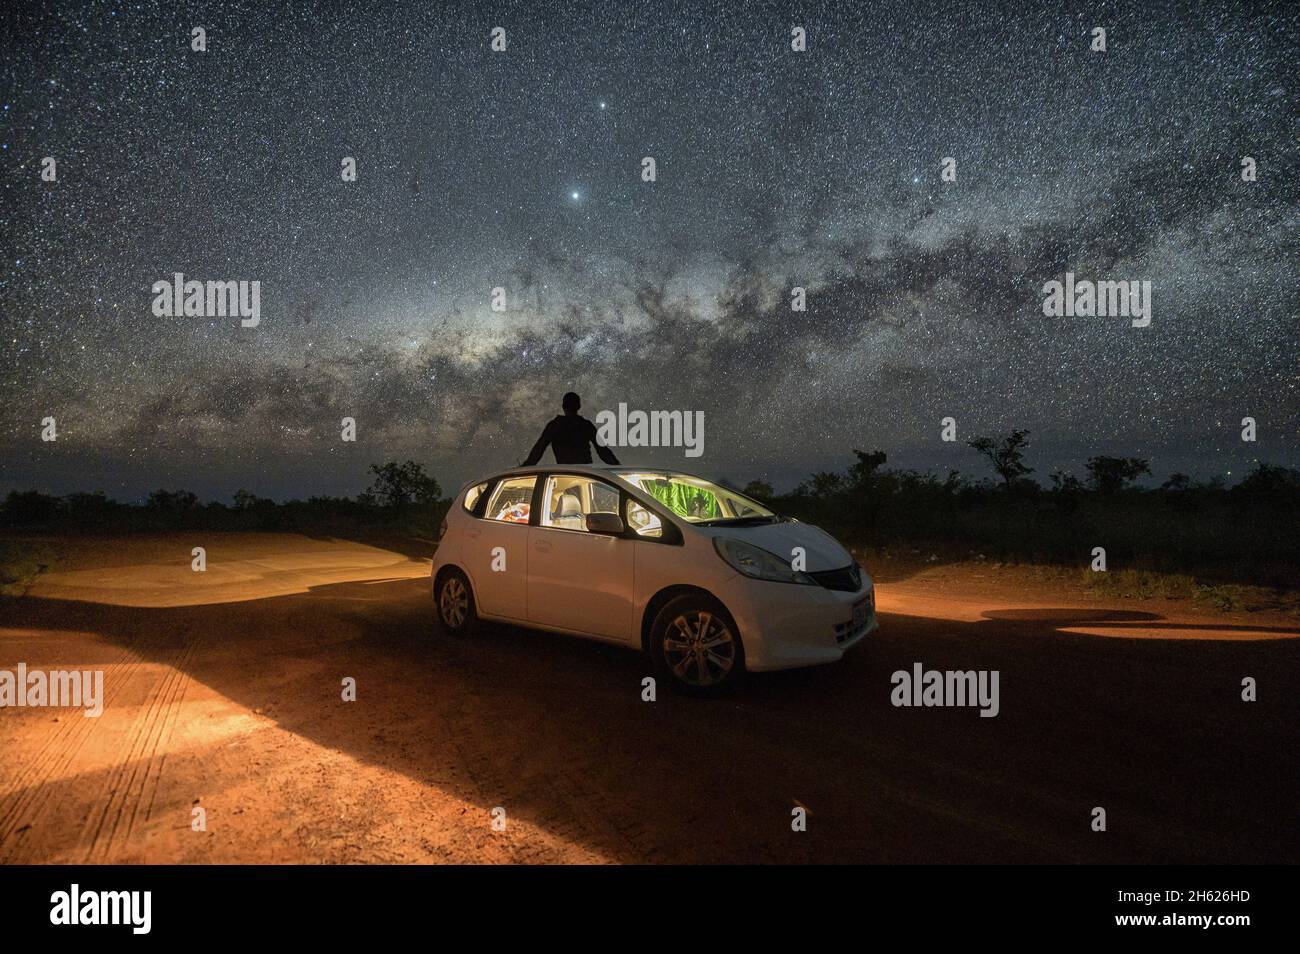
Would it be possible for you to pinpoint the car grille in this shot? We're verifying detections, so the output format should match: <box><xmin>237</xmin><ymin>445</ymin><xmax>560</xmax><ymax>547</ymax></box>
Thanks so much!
<box><xmin>834</xmin><ymin>617</ymin><xmax>867</xmax><ymax>644</ymax></box>
<box><xmin>808</xmin><ymin>563</ymin><xmax>862</xmax><ymax>592</ymax></box>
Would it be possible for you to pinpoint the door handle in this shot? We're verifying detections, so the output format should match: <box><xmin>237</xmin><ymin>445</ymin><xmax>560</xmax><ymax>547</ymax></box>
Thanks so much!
<box><xmin>534</xmin><ymin>540</ymin><xmax>552</xmax><ymax>552</ymax></box>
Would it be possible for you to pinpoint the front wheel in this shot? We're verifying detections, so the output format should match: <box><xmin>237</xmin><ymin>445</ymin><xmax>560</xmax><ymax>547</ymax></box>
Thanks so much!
<box><xmin>650</xmin><ymin>594</ymin><xmax>744</xmax><ymax>696</ymax></box>
<box><xmin>434</xmin><ymin>568</ymin><xmax>480</xmax><ymax>635</ymax></box>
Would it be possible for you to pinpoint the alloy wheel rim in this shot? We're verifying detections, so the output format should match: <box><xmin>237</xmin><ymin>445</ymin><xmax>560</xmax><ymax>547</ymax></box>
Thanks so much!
<box><xmin>663</xmin><ymin>610</ymin><xmax>736</xmax><ymax>686</ymax></box>
<box><xmin>440</xmin><ymin>577</ymin><xmax>468</xmax><ymax>627</ymax></box>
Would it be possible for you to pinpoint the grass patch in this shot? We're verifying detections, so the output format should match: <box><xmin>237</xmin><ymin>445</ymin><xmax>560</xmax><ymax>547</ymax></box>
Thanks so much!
<box><xmin>0</xmin><ymin>539</ymin><xmax>57</xmax><ymax>595</ymax></box>
<box><xmin>1081</xmin><ymin>568</ymin><xmax>1197</xmax><ymax>600</ymax></box>
<box><xmin>1077</xmin><ymin>568</ymin><xmax>1284</xmax><ymax>612</ymax></box>
<box><xmin>847</xmin><ymin>544</ymin><xmax>1299</xmax><ymax>617</ymax></box>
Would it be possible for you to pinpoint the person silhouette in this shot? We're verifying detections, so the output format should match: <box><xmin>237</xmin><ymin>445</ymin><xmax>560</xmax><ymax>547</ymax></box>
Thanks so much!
<box><xmin>521</xmin><ymin>392</ymin><xmax>620</xmax><ymax>466</ymax></box>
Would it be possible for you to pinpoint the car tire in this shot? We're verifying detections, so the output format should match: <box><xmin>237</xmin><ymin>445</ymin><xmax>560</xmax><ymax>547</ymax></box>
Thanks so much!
<box><xmin>649</xmin><ymin>593</ymin><xmax>745</xmax><ymax>696</ymax></box>
<box><xmin>434</xmin><ymin>568</ymin><xmax>480</xmax><ymax>636</ymax></box>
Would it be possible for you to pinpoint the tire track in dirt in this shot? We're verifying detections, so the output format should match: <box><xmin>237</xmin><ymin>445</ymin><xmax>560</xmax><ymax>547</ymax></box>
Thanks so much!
<box><xmin>0</xmin><ymin>636</ymin><xmax>158</xmax><ymax>858</ymax></box>
<box><xmin>78</xmin><ymin>630</ymin><xmax>201</xmax><ymax>862</ymax></box>
<box><xmin>104</xmin><ymin>635</ymin><xmax>202</xmax><ymax>858</ymax></box>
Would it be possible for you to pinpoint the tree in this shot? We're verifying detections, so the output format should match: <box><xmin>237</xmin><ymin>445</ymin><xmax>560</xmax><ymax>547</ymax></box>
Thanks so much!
<box><xmin>1160</xmin><ymin>472</ymin><xmax>1198</xmax><ymax>512</ymax></box>
<box><xmin>1085</xmin><ymin>456</ymin><xmax>1151</xmax><ymax>493</ymax></box>
<box><xmin>847</xmin><ymin>449</ymin><xmax>888</xmax><ymax>490</ymax></box>
<box><xmin>1</xmin><ymin>490</ymin><xmax>61</xmax><ymax>524</ymax></box>
<box><xmin>232</xmin><ymin>489</ymin><xmax>273</xmax><ymax>510</ymax></box>
<box><xmin>1048</xmin><ymin>469</ymin><xmax>1084</xmax><ymax>514</ymax></box>
<box><xmin>802</xmin><ymin>471</ymin><xmax>846</xmax><ymax>498</ymax></box>
<box><xmin>366</xmin><ymin>461</ymin><xmax>441</xmax><ymax>508</ymax></box>
<box><xmin>62</xmin><ymin>491</ymin><xmax>117</xmax><ymax>516</ymax></box>
<box><xmin>1049</xmin><ymin>469</ymin><xmax>1084</xmax><ymax>493</ymax></box>
<box><xmin>967</xmin><ymin>430</ymin><xmax>1033</xmax><ymax>490</ymax></box>
<box><xmin>1233</xmin><ymin>462</ymin><xmax>1300</xmax><ymax>497</ymax></box>
<box><xmin>146</xmin><ymin>489</ymin><xmax>199</xmax><ymax>510</ymax></box>
<box><xmin>742</xmin><ymin>479</ymin><xmax>774</xmax><ymax>501</ymax></box>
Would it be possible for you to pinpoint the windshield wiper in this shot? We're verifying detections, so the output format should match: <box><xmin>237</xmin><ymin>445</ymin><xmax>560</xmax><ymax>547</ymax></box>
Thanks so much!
<box><xmin>696</xmin><ymin>515</ymin><xmax>780</xmax><ymax>527</ymax></box>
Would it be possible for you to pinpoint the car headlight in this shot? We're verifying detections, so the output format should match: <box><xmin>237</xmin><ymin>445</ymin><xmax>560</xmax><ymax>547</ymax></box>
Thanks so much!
<box><xmin>714</xmin><ymin>537</ymin><xmax>816</xmax><ymax>585</ymax></box>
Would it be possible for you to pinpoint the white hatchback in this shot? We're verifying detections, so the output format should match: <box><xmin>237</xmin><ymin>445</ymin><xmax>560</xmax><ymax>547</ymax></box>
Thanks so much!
<box><xmin>431</xmin><ymin>465</ymin><xmax>877</xmax><ymax>694</ymax></box>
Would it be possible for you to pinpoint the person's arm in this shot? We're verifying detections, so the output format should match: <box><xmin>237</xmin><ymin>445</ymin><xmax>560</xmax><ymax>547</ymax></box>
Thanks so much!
<box><xmin>589</xmin><ymin>420</ymin><xmax>620</xmax><ymax>465</ymax></box>
<box><xmin>521</xmin><ymin>420</ymin><xmax>555</xmax><ymax>466</ymax></box>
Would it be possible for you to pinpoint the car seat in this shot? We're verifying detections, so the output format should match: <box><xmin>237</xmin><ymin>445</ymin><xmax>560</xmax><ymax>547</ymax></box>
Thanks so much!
<box><xmin>552</xmin><ymin>491</ymin><xmax>585</xmax><ymax>530</ymax></box>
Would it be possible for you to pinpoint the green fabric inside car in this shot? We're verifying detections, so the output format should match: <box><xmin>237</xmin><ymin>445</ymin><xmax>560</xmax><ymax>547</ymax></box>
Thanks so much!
<box><xmin>643</xmin><ymin>480</ymin><xmax>721</xmax><ymax>520</ymax></box>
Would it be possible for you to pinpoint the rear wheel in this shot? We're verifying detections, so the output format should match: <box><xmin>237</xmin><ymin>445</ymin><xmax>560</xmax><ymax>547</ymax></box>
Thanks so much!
<box><xmin>650</xmin><ymin>594</ymin><xmax>744</xmax><ymax>696</ymax></box>
<box><xmin>434</xmin><ymin>568</ymin><xmax>480</xmax><ymax>635</ymax></box>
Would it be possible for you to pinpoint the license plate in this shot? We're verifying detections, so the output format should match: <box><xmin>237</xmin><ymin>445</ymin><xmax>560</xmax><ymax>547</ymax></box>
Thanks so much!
<box><xmin>852</xmin><ymin>599</ymin><xmax>867</xmax><ymax>629</ymax></box>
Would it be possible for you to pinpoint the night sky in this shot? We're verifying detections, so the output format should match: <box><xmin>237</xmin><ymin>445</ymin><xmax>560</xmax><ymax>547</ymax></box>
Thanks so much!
<box><xmin>2</xmin><ymin>0</ymin><xmax>1296</xmax><ymax>501</ymax></box>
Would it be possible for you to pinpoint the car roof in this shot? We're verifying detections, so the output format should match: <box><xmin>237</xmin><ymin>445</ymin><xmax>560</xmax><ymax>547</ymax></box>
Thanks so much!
<box><xmin>463</xmin><ymin>464</ymin><xmax>714</xmax><ymax>488</ymax></box>
<box><xmin>485</xmin><ymin>464</ymin><xmax>608</xmax><ymax>477</ymax></box>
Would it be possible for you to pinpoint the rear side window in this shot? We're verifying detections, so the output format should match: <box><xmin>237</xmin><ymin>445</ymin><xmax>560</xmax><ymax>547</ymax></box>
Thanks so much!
<box><xmin>539</xmin><ymin>475</ymin><xmax>621</xmax><ymax>532</ymax></box>
<box><xmin>484</xmin><ymin>476</ymin><xmax>536</xmax><ymax>524</ymax></box>
<box><xmin>463</xmin><ymin>481</ymin><xmax>489</xmax><ymax>514</ymax></box>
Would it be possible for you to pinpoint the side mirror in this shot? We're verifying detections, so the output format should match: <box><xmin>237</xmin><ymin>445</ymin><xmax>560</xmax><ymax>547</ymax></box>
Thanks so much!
<box><xmin>585</xmin><ymin>512</ymin><xmax>625</xmax><ymax>535</ymax></box>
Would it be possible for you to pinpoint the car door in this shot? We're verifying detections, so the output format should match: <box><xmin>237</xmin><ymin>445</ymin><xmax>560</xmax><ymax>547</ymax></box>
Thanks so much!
<box><xmin>527</xmin><ymin>474</ymin><xmax>635</xmax><ymax>641</ymax></box>
<box><xmin>464</xmin><ymin>474</ymin><xmax>536</xmax><ymax>621</ymax></box>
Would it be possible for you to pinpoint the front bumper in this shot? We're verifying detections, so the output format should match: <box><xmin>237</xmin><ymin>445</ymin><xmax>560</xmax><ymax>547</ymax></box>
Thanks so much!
<box><xmin>717</xmin><ymin>571</ymin><xmax>878</xmax><ymax>672</ymax></box>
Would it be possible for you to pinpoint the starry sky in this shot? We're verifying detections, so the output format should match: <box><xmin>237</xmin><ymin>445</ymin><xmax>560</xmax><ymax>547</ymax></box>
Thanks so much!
<box><xmin>2</xmin><ymin>0</ymin><xmax>1297</xmax><ymax>501</ymax></box>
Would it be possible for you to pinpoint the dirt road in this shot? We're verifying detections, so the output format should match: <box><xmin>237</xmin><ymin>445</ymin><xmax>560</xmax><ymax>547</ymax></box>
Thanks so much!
<box><xmin>1</xmin><ymin>532</ymin><xmax>1296</xmax><ymax>864</ymax></box>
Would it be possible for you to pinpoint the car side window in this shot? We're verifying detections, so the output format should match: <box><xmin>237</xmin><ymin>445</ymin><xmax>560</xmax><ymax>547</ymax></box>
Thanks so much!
<box><xmin>626</xmin><ymin>498</ymin><xmax>663</xmax><ymax>538</ymax></box>
<box><xmin>463</xmin><ymin>481</ymin><xmax>489</xmax><ymax>514</ymax></box>
<box><xmin>484</xmin><ymin>476</ymin><xmax>535</xmax><ymax>524</ymax></box>
<box><xmin>540</xmin><ymin>475</ymin><xmax>619</xmax><ymax>532</ymax></box>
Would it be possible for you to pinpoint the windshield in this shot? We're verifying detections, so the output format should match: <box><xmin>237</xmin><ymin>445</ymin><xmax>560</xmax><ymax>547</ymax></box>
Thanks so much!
<box><xmin>617</xmin><ymin>471</ymin><xmax>776</xmax><ymax>524</ymax></box>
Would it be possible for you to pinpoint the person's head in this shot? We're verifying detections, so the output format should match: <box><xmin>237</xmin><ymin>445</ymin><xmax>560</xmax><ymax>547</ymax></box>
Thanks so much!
<box><xmin>561</xmin><ymin>392</ymin><xmax>581</xmax><ymax>415</ymax></box>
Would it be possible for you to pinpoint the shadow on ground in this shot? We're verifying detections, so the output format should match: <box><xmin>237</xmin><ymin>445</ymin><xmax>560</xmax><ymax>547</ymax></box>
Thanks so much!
<box><xmin>1</xmin><ymin>579</ymin><xmax>1296</xmax><ymax>864</ymax></box>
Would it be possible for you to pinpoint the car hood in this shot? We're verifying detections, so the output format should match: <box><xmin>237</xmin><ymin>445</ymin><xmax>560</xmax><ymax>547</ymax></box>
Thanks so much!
<box><xmin>705</xmin><ymin>521</ymin><xmax>853</xmax><ymax>572</ymax></box>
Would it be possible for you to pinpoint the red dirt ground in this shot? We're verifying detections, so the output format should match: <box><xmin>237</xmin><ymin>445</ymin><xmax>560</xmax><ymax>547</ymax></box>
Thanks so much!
<box><xmin>1</xmin><ymin>532</ymin><xmax>1295</xmax><ymax>863</ymax></box>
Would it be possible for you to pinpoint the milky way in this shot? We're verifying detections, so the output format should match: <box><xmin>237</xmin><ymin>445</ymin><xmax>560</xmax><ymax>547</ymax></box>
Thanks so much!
<box><xmin>2</xmin><ymin>0</ymin><xmax>1296</xmax><ymax>500</ymax></box>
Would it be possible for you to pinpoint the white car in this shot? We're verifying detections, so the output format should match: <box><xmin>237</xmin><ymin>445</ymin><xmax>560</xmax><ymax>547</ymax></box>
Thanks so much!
<box><xmin>431</xmin><ymin>465</ymin><xmax>877</xmax><ymax>694</ymax></box>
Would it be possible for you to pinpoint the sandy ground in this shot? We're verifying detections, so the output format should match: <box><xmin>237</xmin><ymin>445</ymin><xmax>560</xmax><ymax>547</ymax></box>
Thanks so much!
<box><xmin>0</xmin><ymin>531</ymin><xmax>1296</xmax><ymax>864</ymax></box>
